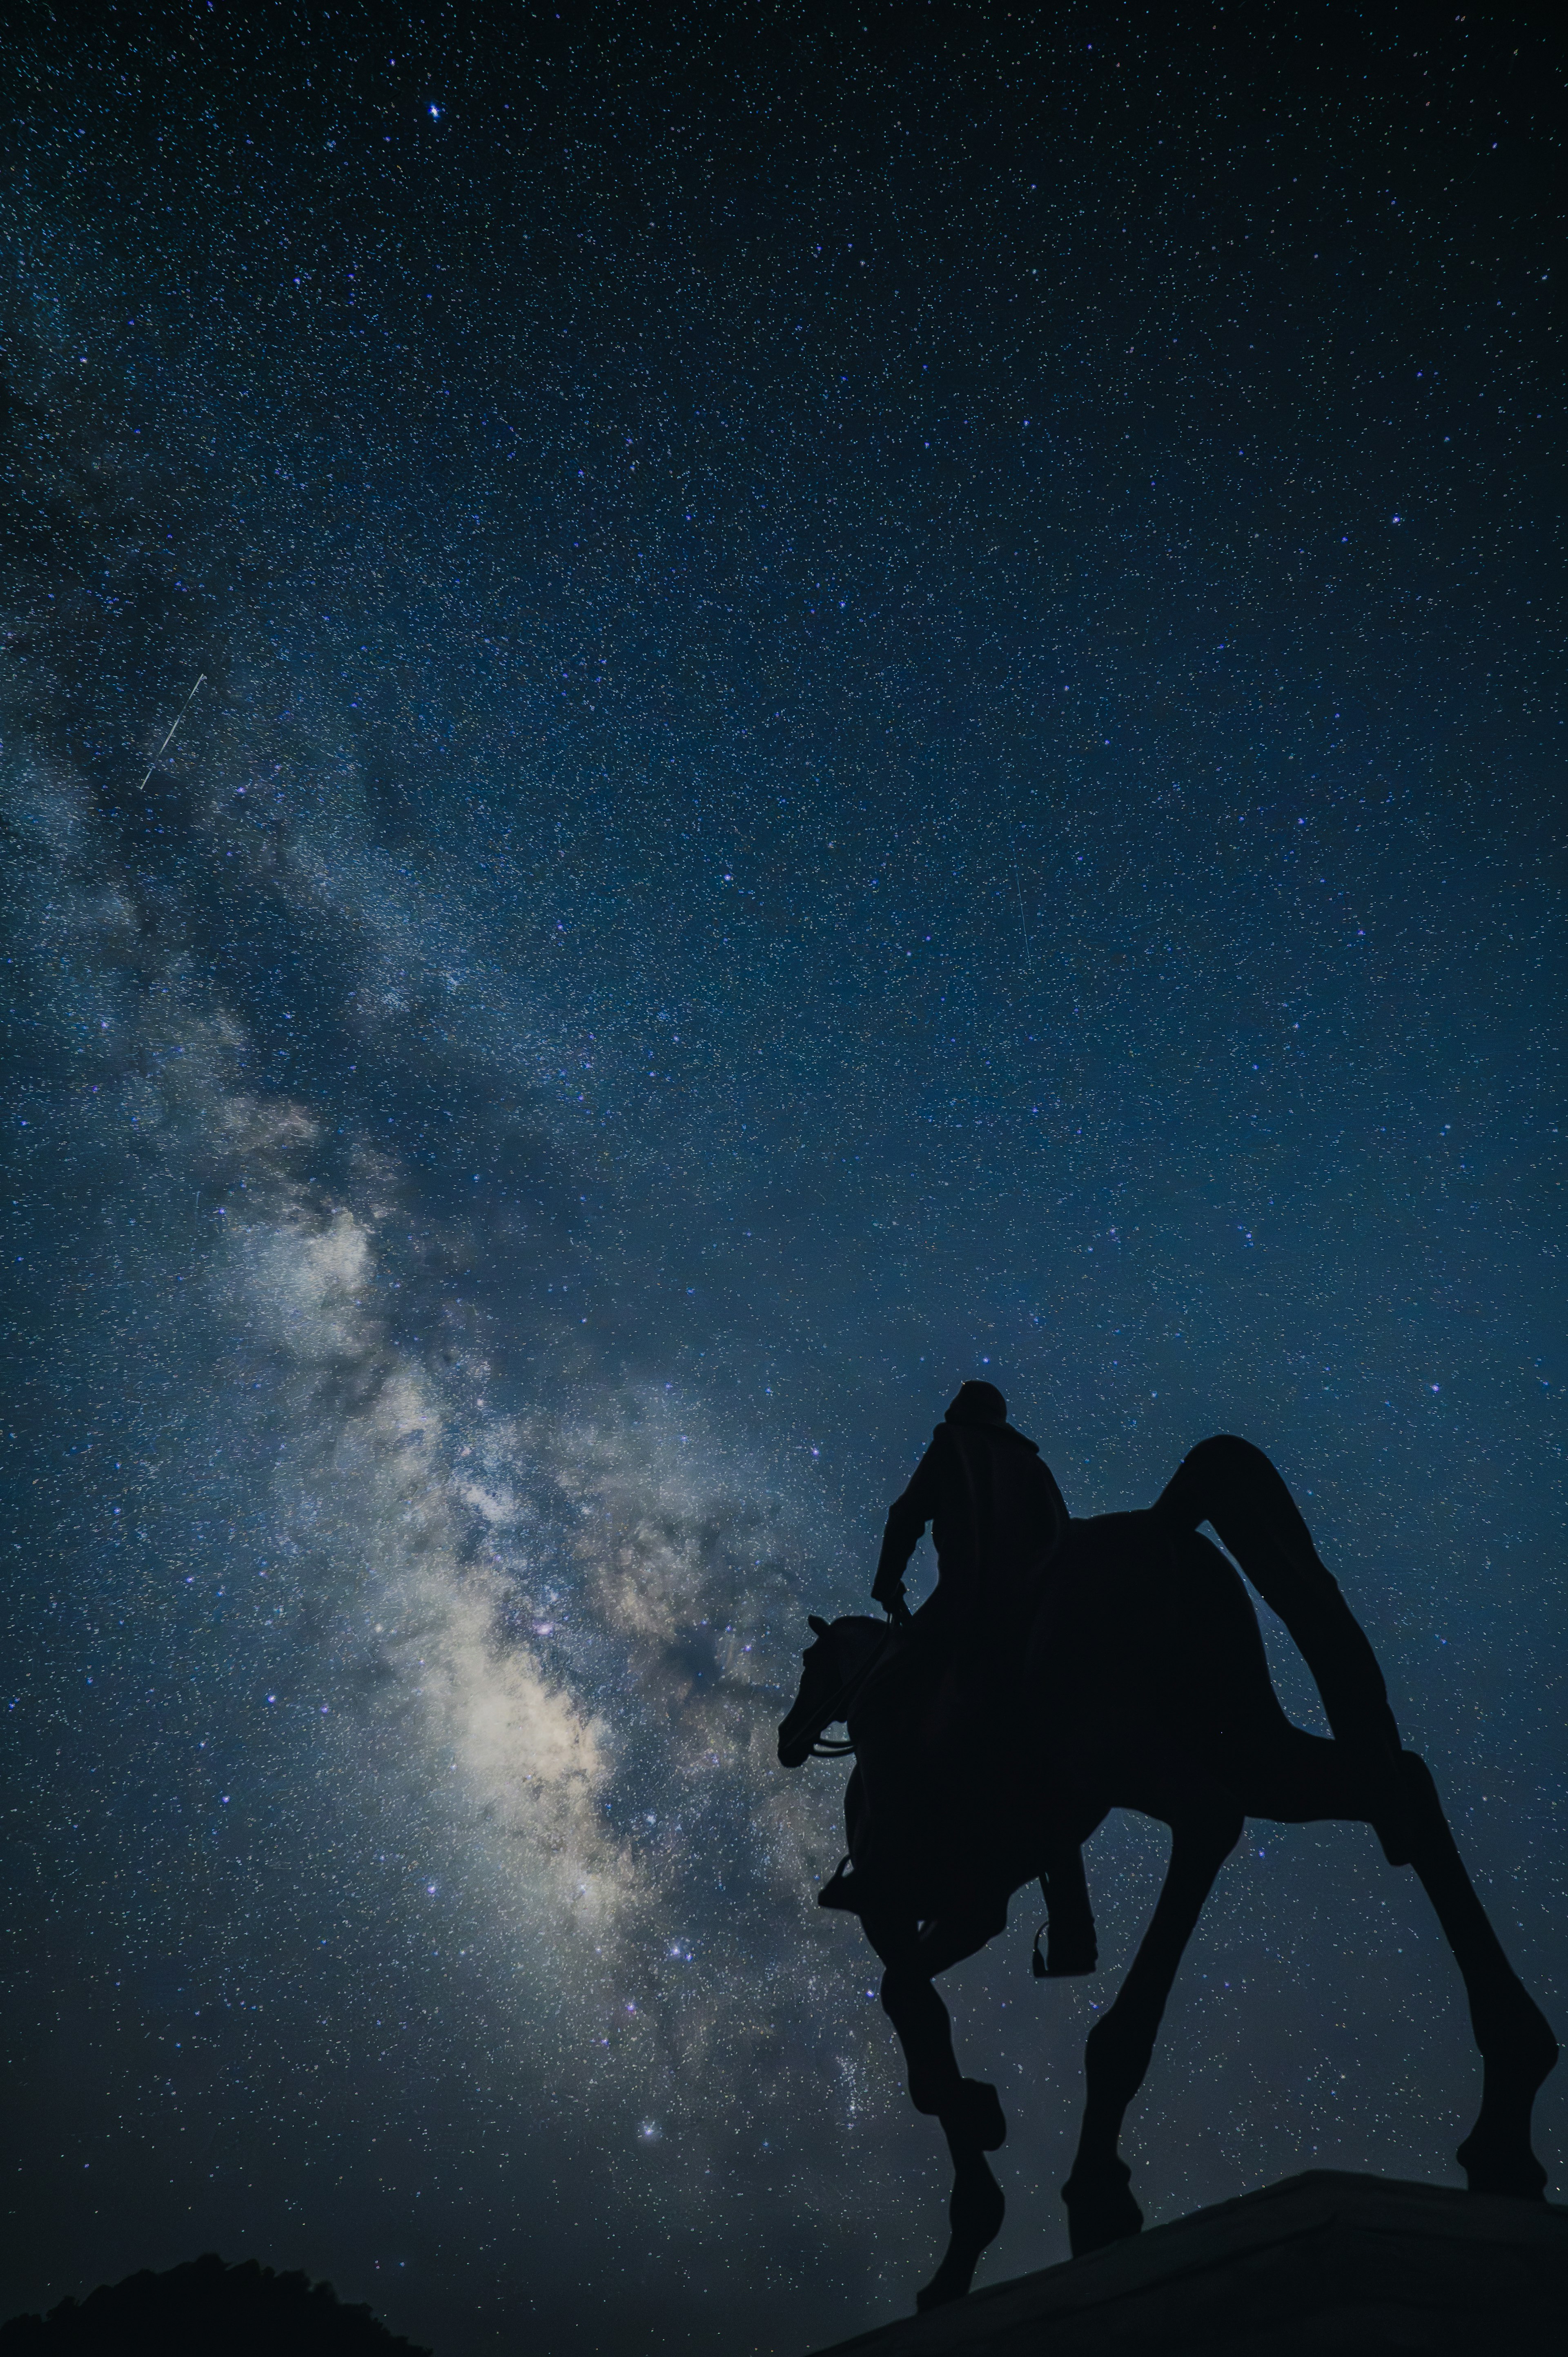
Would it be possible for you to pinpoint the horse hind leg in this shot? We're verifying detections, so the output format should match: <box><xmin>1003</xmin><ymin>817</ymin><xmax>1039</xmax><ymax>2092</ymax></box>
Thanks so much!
<box><xmin>1394</xmin><ymin>1753</ymin><xmax>1559</xmax><ymax>2197</ymax></box>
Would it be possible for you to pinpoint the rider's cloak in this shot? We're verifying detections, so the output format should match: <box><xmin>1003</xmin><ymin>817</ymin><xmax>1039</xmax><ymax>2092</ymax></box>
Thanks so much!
<box><xmin>851</xmin><ymin>1409</ymin><xmax>1072</xmax><ymax>1908</ymax></box>
<box><xmin>872</xmin><ymin>1410</ymin><xmax>1069</xmax><ymax>1636</ymax></box>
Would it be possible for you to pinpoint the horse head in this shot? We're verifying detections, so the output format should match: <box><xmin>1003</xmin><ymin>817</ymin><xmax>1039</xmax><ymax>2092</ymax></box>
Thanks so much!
<box><xmin>777</xmin><ymin>1612</ymin><xmax>893</xmax><ymax>1768</ymax></box>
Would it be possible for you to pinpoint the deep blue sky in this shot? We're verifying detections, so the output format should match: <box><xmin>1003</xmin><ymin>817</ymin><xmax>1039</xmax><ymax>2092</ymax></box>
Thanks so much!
<box><xmin>3</xmin><ymin>5</ymin><xmax>1563</xmax><ymax>2352</ymax></box>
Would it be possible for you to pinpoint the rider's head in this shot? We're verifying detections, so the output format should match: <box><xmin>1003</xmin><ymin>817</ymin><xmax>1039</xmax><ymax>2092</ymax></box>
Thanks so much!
<box><xmin>945</xmin><ymin>1379</ymin><xmax>1007</xmax><ymax>1425</ymax></box>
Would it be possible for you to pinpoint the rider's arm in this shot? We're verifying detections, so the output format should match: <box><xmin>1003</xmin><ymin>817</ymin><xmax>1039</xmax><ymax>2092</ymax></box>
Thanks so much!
<box><xmin>871</xmin><ymin>1439</ymin><xmax>945</xmax><ymax>1612</ymax></box>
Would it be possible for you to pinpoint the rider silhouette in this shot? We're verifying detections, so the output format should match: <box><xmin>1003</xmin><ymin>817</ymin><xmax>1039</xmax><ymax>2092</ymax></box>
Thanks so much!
<box><xmin>847</xmin><ymin>1380</ymin><xmax>1095</xmax><ymax>1965</ymax></box>
<box><xmin>872</xmin><ymin>1380</ymin><xmax>1069</xmax><ymax>1642</ymax></box>
<box><xmin>791</xmin><ymin>1411</ymin><xmax>1559</xmax><ymax>2295</ymax></box>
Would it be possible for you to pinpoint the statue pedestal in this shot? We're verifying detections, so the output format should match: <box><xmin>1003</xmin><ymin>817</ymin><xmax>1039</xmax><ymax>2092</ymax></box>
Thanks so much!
<box><xmin>813</xmin><ymin>2172</ymin><xmax>1567</xmax><ymax>2357</ymax></box>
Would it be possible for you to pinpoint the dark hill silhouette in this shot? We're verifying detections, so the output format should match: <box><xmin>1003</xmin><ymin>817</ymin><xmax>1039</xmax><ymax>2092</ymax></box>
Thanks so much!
<box><xmin>0</xmin><ymin>2253</ymin><xmax>431</xmax><ymax>2356</ymax></box>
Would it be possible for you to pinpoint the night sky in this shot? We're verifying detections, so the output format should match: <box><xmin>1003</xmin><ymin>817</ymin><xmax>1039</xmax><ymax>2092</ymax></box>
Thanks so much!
<box><xmin>3</xmin><ymin>5</ymin><xmax>1563</xmax><ymax>2352</ymax></box>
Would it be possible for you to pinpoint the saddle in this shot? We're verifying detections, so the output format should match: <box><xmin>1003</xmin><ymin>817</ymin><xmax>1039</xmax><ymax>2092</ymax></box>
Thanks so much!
<box><xmin>816</xmin><ymin>1599</ymin><xmax>1098</xmax><ymax>1973</ymax></box>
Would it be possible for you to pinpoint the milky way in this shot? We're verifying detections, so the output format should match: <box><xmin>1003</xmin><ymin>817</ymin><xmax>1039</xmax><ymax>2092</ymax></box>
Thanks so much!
<box><xmin>3</xmin><ymin>8</ymin><xmax>1563</xmax><ymax>2353</ymax></box>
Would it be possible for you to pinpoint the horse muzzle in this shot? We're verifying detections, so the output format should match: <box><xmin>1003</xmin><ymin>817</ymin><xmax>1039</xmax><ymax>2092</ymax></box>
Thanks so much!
<box><xmin>777</xmin><ymin>1712</ymin><xmax>816</xmax><ymax>1769</ymax></box>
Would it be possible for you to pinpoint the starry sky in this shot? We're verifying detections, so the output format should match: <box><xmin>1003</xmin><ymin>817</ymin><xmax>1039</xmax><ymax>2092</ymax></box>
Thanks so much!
<box><xmin>3</xmin><ymin>4</ymin><xmax>1564</xmax><ymax>2352</ymax></box>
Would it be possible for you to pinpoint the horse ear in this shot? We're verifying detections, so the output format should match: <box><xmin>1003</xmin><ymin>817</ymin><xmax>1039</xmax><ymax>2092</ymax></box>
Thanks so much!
<box><xmin>807</xmin><ymin>1614</ymin><xmax>830</xmax><ymax>1637</ymax></box>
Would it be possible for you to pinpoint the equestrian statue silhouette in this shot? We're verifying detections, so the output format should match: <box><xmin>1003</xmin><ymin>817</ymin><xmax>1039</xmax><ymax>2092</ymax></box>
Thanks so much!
<box><xmin>776</xmin><ymin>1382</ymin><xmax>1558</xmax><ymax>2313</ymax></box>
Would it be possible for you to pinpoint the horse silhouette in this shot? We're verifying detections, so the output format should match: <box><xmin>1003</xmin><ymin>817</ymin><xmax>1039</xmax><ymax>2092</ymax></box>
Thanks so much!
<box><xmin>777</xmin><ymin>1435</ymin><xmax>1557</xmax><ymax>2312</ymax></box>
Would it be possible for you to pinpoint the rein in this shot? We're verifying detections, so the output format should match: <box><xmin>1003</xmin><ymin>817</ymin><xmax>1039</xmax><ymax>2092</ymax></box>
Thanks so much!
<box><xmin>806</xmin><ymin>1616</ymin><xmax>904</xmax><ymax>1758</ymax></box>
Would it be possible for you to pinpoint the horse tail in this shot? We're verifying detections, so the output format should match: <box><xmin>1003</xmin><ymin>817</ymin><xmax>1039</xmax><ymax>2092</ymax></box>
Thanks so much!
<box><xmin>1152</xmin><ymin>1434</ymin><xmax>1400</xmax><ymax>1756</ymax></box>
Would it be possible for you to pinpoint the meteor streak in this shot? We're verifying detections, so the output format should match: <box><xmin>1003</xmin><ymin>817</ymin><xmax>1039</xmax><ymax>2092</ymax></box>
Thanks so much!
<box><xmin>138</xmin><ymin>671</ymin><xmax>206</xmax><ymax>790</ymax></box>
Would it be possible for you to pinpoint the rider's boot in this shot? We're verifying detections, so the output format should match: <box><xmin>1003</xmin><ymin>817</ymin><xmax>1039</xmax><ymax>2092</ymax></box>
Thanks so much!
<box><xmin>1038</xmin><ymin>1846</ymin><xmax>1099</xmax><ymax>1976</ymax></box>
<box><xmin>817</xmin><ymin>1855</ymin><xmax>863</xmax><ymax>1912</ymax></box>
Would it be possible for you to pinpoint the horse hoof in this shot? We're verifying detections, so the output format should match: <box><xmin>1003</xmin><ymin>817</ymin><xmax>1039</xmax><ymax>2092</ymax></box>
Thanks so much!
<box><xmin>915</xmin><ymin>2250</ymin><xmax>977</xmax><ymax>2313</ymax></box>
<box><xmin>1062</xmin><ymin>2162</ymin><xmax>1143</xmax><ymax>2257</ymax></box>
<box><xmin>1457</xmin><ymin>1999</ymin><xmax>1559</xmax><ymax>2197</ymax></box>
<box><xmin>916</xmin><ymin>2175</ymin><xmax>1005</xmax><ymax>2311</ymax></box>
<box><xmin>1456</xmin><ymin>2130</ymin><xmax>1550</xmax><ymax>2201</ymax></box>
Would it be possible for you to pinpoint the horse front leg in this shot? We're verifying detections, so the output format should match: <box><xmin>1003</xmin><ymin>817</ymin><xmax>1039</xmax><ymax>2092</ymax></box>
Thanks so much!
<box><xmin>1390</xmin><ymin>1753</ymin><xmax>1559</xmax><ymax>2196</ymax></box>
<box><xmin>1064</xmin><ymin>1778</ymin><xmax>1242</xmax><ymax>2257</ymax></box>
<box><xmin>860</xmin><ymin>1904</ymin><xmax>1009</xmax><ymax>2312</ymax></box>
